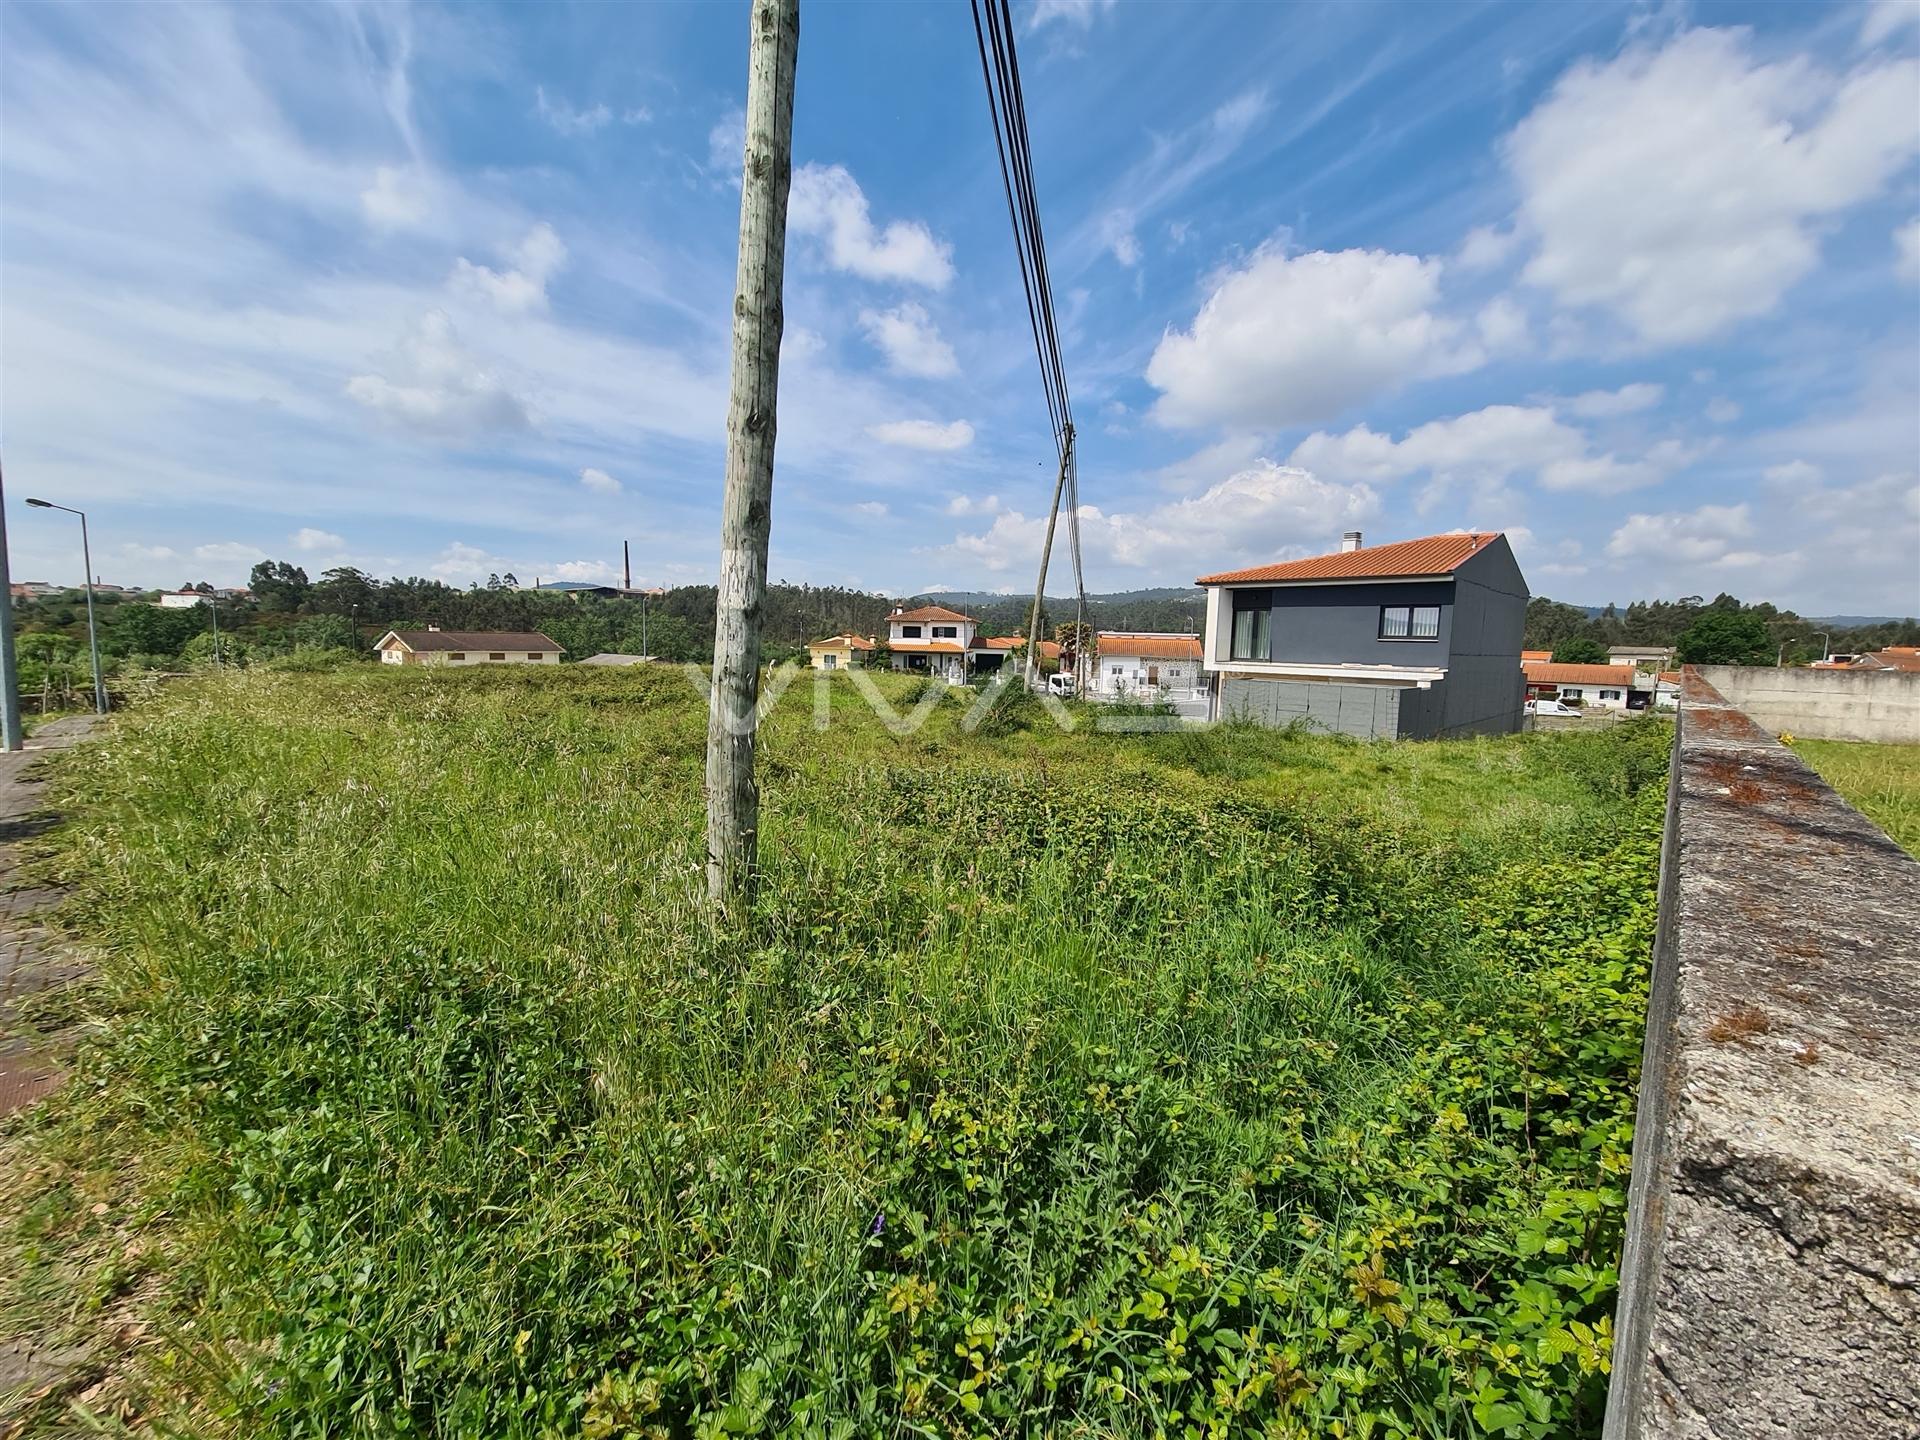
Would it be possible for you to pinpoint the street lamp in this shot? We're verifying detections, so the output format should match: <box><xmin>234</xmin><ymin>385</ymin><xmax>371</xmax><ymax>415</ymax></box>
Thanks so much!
<box><xmin>1812</xmin><ymin>631</ymin><xmax>1831</xmax><ymax>663</ymax></box>
<box><xmin>1777</xmin><ymin>637</ymin><xmax>1799</xmax><ymax>669</ymax></box>
<box><xmin>24</xmin><ymin>498</ymin><xmax>106</xmax><ymax>714</ymax></box>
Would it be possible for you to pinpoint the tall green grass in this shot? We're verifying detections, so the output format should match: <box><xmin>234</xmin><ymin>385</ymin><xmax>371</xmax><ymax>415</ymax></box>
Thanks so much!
<box><xmin>1790</xmin><ymin>737</ymin><xmax>1920</xmax><ymax>856</ymax></box>
<box><xmin>2</xmin><ymin>668</ymin><xmax>1669</xmax><ymax>1438</ymax></box>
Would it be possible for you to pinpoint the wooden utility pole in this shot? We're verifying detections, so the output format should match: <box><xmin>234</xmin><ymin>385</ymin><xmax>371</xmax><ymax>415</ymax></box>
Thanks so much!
<box><xmin>1022</xmin><ymin>426</ymin><xmax>1073</xmax><ymax>690</ymax></box>
<box><xmin>706</xmin><ymin>0</ymin><xmax>799</xmax><ymax>910</ymax></box>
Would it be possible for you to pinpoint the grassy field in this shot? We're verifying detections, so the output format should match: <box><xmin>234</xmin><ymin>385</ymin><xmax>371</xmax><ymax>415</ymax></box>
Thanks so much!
<box><xmin>1791</xmin><ymin>738</ymin><xmax>1920</xmax><ymax>857</ymax></box>
<box><xmin>1</xmin><ymin>666</ymin><xmax>1669</xmax><ymax>1438</ymax></box>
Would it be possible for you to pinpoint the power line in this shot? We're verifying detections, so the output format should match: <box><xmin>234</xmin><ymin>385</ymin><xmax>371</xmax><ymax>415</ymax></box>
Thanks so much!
<box><xmin>970</xmin><ymin>0</ymin><xmax>1088</xmax><ymax>686</ymax></box>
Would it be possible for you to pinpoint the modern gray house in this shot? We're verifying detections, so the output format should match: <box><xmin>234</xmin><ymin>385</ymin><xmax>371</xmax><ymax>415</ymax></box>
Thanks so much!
<box><xmin>1196</xmin><ymin>530</ymin><xmax>1528</xmax><ymax>739</ymax></box>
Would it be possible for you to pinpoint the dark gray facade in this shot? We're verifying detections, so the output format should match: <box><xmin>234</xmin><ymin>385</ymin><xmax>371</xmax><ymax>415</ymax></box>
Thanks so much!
<box><xmin>1215</xmin><ymin>538</ymin><xmax>1527</xmax><ymax>740</ymax></box>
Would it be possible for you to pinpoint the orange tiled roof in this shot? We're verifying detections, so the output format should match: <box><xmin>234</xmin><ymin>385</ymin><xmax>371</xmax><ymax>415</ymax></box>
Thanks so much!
<box><xmin>1098</xmin><ymin>632</ymin><xmax>1203</xmax><ymax>660</ymax></box>
<box><xmin>974</xmin><ymin>635</ymin><xmax>1063</xmax><ymax>658</ymax></box>
<box><xmin>1521</xmin><ymin>649</ymin><xmax>1552</xmax><ymax>663</ymax></box>
<box><xmin>1197</xmin><ymin>532</ymin><xmax>1503</xmax><ymax>586</ymax></box>
<box><xmin>809</xmin><ymin>633</ymin><xmax>875</xmax><ymax>651</ymax></box>
<box><xmin>889</xmin><ymin>640</ymin><xmax>966</xmax><ymax>654</ymax></box>
<box><xmin>1860</xmin><ymin>646</ymin><xmax>1920</xmax><ymax>672</ymax></box>
<box><xmin>892</xmin><ymin>604</ymin><xmax>974</xmax><ymax>624</ymax></box>
<box><xmin>1523</xmin><ymin>662</ymin><xmax>1639</xmax><ymax>686</ymax></box>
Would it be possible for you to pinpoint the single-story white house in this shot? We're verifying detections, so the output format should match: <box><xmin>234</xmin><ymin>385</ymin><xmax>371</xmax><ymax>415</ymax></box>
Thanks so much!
<box><xmin>1522</xmin><ymin>661</ymin><xmax>1645</xmax><ymax>710</ymax></box>
<box><xmin>1089</xmin><ymin>633</ymin><xmax>1205</xmax><ymax>700</ymax></box>
<box><xmin>375</xmin><ymin>627</ymin><xmax>564</xmax><ymax>666</ymax></box>
<box><xmin>157</xmin><ymin>589</ymin><xmax>210</xmax><ymax>608</ymax></box>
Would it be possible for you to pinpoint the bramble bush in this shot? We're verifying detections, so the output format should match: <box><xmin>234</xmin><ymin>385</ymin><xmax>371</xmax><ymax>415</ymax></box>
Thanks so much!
<box><xmin>1</xmin><ymin>669</ymin><xmax>1667</xmax><ymax>1438</ymax></box>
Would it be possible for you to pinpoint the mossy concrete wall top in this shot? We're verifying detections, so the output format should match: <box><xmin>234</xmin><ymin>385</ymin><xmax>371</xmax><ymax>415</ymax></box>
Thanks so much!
<box><xmin>1604</xmin><ymin>670</ymin><xmax>1920</xmax><ymax>1438</ymax></box>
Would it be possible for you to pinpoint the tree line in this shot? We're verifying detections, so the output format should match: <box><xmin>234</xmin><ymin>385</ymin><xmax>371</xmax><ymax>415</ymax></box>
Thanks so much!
<box><xmin>7</xmin><ymin>564</ymin><xmax>1911</xmax><ymax>700</ymax></box>
<box><xmin>1523</xmin><ymin>592</ymin><xmax>1918</xmax><ymax>667</ymax></box>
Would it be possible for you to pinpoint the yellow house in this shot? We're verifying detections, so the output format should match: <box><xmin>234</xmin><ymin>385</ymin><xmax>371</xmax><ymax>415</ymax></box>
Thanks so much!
<box><xmin>807</xmin><ymin>632</ymin><xmax>876</xmax><ymax>671</ymax></box>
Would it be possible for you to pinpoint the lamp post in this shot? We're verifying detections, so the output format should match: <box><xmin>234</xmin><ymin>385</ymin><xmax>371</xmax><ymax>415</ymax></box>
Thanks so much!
<box><xmin>1777</xmin><ymin>637</ymin><xmax>1798</xmax><ymax>669</ymax></box>
<box><xmin>205</xmin><ymin>587</ymin><xmax>222</xmax><ymax>667</ymax></box>
<box><xmin>24</xmin><ymin>498</ymin><xmax>106</xmax><ymax>714</ymax></box>
<box><xmin>1812</xmin><ymin>631</ymin><xmax>1830</xmax><ymax>664</ymax></box>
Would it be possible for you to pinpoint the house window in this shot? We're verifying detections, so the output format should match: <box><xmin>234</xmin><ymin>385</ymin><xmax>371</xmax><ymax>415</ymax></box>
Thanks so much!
<box><xmin>449</xmin><ymin>652</ymin><xmax>466</xmax><ymax>661</ymax></box>
<box><xmin>489</xmin><ymin>652</ymin><xmax>506</xmax><ymax>661</ymax></box>
<box><xmin>900</xmin><ymin>624</ymin><xmax>923</xmax><ymax>639</ymax></box>
<box><xmin>1600</xmin><ymin>688</ymin><xmax>1621</xmax><ymax>700</ymax></box>
<box><xmin>931</xmin><ymin>625</ymin><xmax>957</xmax><ymax>639</ymax></box>
<box><xmin>822</xmin><ymin>653</ymin><xmax>838</xmax><ymax>669</ymax></box>
<box><xmin>1380</xmin><ymin>604</ymin><xmax>1440</xmax><ymax>639</ymax></box>
<box><xmin>527</xmin><ymin>653</ymin><xmax>544</xmax><ymax>661</ymax></box>
<box><xmin>1230</xmin><ymin>590</ymin><xmax>1271</xmax><ymax>661</ymax></box>
<box><xmin>1561</xmin><ymin>687</ymin><xmax>1584</xmax><ymax>699</ymax></box>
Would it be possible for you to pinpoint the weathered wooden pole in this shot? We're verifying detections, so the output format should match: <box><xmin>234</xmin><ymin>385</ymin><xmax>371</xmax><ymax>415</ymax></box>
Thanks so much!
<box><xmin>1021</xmin><ymin>426</ymin><xmax>1072</xmax><ymax>690</ymax></box>
<box><xmin>706</xmin><ymin>0</ymin><xmax>799</xmax><ymax>910</ymax></box>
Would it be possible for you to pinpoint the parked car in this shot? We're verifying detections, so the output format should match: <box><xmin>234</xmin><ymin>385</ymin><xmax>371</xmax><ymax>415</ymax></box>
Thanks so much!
<box><xmin>1527</xmin><ymin>697</ymin><xmax>1581</xmax><ymax>717</ymax></box>
<box><xmin>1046</xmin><ymin>672</ymin><xmax>1078</xmax><ymax>698</ymax></box>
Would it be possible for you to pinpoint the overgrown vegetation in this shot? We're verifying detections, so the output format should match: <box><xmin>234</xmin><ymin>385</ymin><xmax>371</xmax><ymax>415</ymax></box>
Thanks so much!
<box><xmin>1</xmin><ymin>669</ymin><xmax>1670</xmax><ymax>1437</ymax></box>
<box><xmin>1792</xmin><ymin>738</ymin><xmax>1920</xmax><ymax>856</ymax></box>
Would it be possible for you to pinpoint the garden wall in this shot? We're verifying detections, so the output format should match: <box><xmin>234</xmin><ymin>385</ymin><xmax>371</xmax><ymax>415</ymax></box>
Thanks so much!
<box><xmin>1694</xmin><ymin>663</ymin><xmax>1920</xmax><ymax>743</ymax></box>
<box><xmin>1604</xmin><ymin>669</ymin><xmax>1920</xmax><ymax>1438</ymax></box>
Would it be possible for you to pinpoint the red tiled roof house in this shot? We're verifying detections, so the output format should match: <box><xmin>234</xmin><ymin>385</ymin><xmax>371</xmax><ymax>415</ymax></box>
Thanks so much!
<box><xmin>1091</xmin><ymin>632</ymin><xmax>1205</xmax><ymax>700</ymax></box>
<box><xmin>375</xmin><ymin>627</ymin><xmax>564</xmax><ymax>667</ymax></box>
<box><xmin>881</xmin><ymin>604</ymin><xmax>1058</xmax><ymax>683</ymax></box>
<box><xmin>1194</xmin><ymin>530</ymin><xmax>1529</xmax><ymax>738</ymax></box>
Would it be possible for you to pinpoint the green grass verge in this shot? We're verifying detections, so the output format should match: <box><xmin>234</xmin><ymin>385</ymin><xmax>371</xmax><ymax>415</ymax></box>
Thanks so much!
<box><xmin>1790</xmin><ymin>737</ymin><xmax>1920</xmax><ymax>856</ymax></box>
<box><xmin>1</xmin><ymin>667</ymin><xmax>1670</xmax><ymax>1438</ymax></box>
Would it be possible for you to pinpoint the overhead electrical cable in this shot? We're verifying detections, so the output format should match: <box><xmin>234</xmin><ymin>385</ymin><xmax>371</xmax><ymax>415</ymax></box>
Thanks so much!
<box><xmin>969</xmin><ymin>0</ymin><xmax>1088</xmax><ymax>686</ymax></box>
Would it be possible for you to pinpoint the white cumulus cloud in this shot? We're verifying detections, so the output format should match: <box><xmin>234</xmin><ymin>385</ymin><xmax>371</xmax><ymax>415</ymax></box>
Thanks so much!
<box><xmin>858</xmin><ymin>303</ymin><xmax>958</xmax><ymax>377</ymax></box>
<box><xmin>1507</xmin><ymin>28</ymin><xmax>1920</xmax><ymax>344</ymax></box>
<box><xmin>946</xmin><ymin>493</ymin><xmax>1002</xmax><ymax>517</ymax></box>
<box><xmin>1565</xmin><ymin>382</ymin><xmax>1664</xmax><ymax>417</ymax></box>
<box><xmin>928</xmin><ymin>459</ymin><xmax>1377</xmax><ymax>583</ymax></box>
<box><xmin>292</xmin><ymin>527</ymin><xmax>344</xmax><ymax>552</ymax></box>
<box><xmin>450</xmin><ymin>223</ymin><xmax>567</xmax><ymax>313</ymax></box>
<box><xmin>789</xmin><ymin>164</ymin><xmax>954</xmax><ymax>288</ymax></box>
<box><xmin>1146</xmin><ymin>245</ymin><xmax>1479</xmax><ymax>428</ymax></box>
<box><xmin>1606</xmin><ymin>502</ymin><xmax>1756</xmax><ymax>563</ymax></box>
<box><xmin>580</xmin><ymin>467</ymin><xmax>622</xmax><ymax>495</ymax></box>
<box><xmin>1898</xmin><ymin>218</ymin><xmax>1920</xmax><ymax>281</ymax></box>
<box><xmin>360</xmin><ymin>165</ymin><xmax>429</xmax><ymax>230</ymax></box>
<box><xmin>1029</xmin><ymin>0</ymin><xmax>1116</xmax><ymax>30</ymax></box>
<box><xmin>867</xmin><ymin>419</ymin><xmax>974</xmax><ymax>451</ymax></box>
<box><xmin>346</xmin><ymin>311</ymin><xmax>531</xmax><ymax>437</ymax></box>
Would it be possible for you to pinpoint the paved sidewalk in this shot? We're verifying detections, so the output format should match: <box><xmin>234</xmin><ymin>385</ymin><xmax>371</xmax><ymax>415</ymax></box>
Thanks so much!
<box><xmin>0</xmin><ymin>715</ymin><xmax>102</xmax><ymax>1117</ymax></box>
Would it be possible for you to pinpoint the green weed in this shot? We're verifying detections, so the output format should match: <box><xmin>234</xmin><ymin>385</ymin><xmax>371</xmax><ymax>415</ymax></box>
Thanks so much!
<box><xmin>0</xmin><ymin>667</ymin><xmax>1669</xmax><ymax>1437</ymax></box>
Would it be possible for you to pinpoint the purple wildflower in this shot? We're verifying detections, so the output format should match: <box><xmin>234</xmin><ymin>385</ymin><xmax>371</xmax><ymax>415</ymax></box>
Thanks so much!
<box><xmin>868</xmin><ymin>1209</ymin><xmax>885</xmax><ymax>1238</ymax></box>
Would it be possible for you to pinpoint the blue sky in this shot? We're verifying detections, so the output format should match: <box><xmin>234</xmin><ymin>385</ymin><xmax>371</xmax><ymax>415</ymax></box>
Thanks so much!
<box><xmin>2</xmin><ymin>0</ymin><xmax>1916</xmax><ymax>614</ymax></box>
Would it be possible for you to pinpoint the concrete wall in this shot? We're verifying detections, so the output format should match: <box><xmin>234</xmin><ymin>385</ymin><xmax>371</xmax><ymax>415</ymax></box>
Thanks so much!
<box><xmin>1604</xmin><ymin>671</ymin><xmax>1920</xmax><ymax>1438</ymax></box>
<box><xmin>1696</xmin><ymin>664</ymin><xmax>1920</xmax><ymax>743</ymax></box>
<box><xmin>1218</xmin><ymin>676</ymin><xmax>1410</xmax><ymax>738</ymax></box>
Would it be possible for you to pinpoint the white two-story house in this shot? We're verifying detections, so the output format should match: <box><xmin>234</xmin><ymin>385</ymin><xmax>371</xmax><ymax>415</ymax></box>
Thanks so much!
<box><xmin>884</xmin><ymin>605</ymin><xmax>1060</xmax><ymax>683</ymax></box>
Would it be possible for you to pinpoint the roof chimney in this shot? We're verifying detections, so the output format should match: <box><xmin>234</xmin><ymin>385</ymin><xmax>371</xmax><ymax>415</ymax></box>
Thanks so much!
<box><xmin>1341</xmin><ymin>531</ymin><xmax>1363</xmax><ymax>553</ymax></box>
